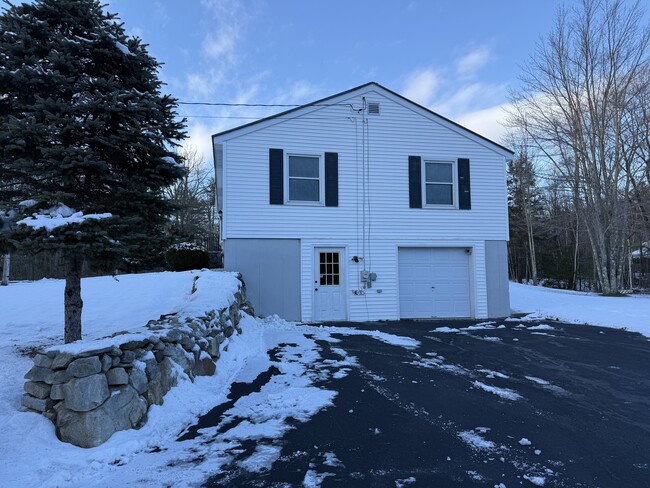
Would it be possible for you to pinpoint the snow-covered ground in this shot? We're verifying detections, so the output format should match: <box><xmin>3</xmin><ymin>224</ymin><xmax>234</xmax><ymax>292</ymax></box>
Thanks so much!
<box><xmin>0</xmin><ymin>271</ymin><xmax>417</xmax><ymax>487</ymax></box>
<box><xmin>510</xmin><ymin>282</ymin><xmax>650</xmax><ymax>337</ymax></box>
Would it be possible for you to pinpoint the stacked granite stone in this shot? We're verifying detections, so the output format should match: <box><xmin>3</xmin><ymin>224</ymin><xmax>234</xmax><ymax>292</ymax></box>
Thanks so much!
<box><xmin>22</xmin><ymin>285</ymin><xmax>249</xmax><ymax>448</ymax></box>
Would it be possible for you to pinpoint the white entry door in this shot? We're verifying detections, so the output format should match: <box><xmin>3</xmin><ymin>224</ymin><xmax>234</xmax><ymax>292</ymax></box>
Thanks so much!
<box><xmin>313</xmin><ymin>248</ymin><xmax>346</xmax><ymax>321</ymax></box>
<box><xmin>398</xmin><ymin>247</ymin><xmax>471</xmax><ymax>319</ymax></box>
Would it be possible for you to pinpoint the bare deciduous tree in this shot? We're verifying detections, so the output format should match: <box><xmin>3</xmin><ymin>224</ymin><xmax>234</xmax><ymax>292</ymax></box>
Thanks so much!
<box><xmin>165</xmin><ymin>146</ymin><xmax>217</xmax><ymax>244</ymax></box>
<box><xmin>507</xmin><ymin>133</ymin><xmax>541</xmax><ymax>285</ymax></box>
<box><xmin>509</xmin><ymin>0</ymin><xmax>650</xmax><ymax>294</ymax></box>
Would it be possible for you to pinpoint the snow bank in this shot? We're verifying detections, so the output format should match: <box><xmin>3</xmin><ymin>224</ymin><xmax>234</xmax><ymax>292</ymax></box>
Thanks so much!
<box><xmin>1</xmin><ymin>269</ymin><xmax>240</xmax><ymax>346</ymax></box>
<box><xmin>510</xmin><ymin>282</ymin><xmax>650</xmax><ymax>336</ymax></box>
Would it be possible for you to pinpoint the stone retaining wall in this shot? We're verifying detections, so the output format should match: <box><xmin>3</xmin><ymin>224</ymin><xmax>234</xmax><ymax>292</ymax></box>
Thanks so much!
<box><xmin>22</xmin><ymin>277</ymin><xmax>251</xmax><ymax>448</ymax></box>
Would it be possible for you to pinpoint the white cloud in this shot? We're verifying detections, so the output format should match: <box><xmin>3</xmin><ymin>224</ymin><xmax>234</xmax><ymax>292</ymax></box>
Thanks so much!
<box><xmin>399</xmin><ymin>45</ymin><xmax>508</xmax><ymax>144</ymax></box>
<box><xmin>185</xmin><ymin>0</ymin><xmax>247</xmax><ymax>97</ymax></box>
<box><xmin>434</xmin><ymin>82</ymin><xmax>506</xmax><ymax>119</ymax></box>
<box><xmin>270</xmin><ymin>80</ymin><xmax>322</xmax><ymax>105</ymax></box>
<box><xmin>202</xmin><ymin>25</ymin><xmax>238</xmax><ymax>60</ymax></box>
<box><xmin>186</xmin><ymin>73</ymin><xmax>216</xmax><ymax>97</ymax></box>
<box><xmin>456</xmin><ymin>45</ymin><xmax>491</xmax><ymax>78</ymax></box>
<box><xmin>455</xmin><ymin>102</ymin><xmax>512</xmax><ymax>145</ymax></box>
<box><xmin>402</xmin><ymin>69</ymin><xmax>440</xmax><ymax>106</ymax></box>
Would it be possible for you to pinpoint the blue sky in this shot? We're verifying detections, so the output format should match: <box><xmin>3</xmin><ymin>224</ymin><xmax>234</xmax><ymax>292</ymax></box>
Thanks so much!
<box><xmin>108</xmin><ymin>0</ymin><xmax>566</xmax><ymax>159</ymax></box>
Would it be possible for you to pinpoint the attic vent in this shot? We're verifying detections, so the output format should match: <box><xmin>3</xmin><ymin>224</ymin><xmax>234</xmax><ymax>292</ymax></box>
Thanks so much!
<box><xmin>367</xmin><ymin>102</ymin><xmax>380</xmax><ymax>115</ymax></box>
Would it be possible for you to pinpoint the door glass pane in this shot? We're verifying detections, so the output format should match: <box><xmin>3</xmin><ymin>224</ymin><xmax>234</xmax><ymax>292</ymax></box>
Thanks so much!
<box><xmin>425</xmin><ymin>162</ymin><xmax>452</xmax><ymax>183</ymax></box>
<box><xmin>289</xmin><ymin>155</ymin><xmax>319</xmax><ymax>178</ymax></box>
<box><xmin>289</xmin><ymin>178</ymin><xmax>319</xmax><ymax>201</ymax></box>
<box><xmin>318</xmin><ymin>252</ymin><xmax>340</xmax><ymax>286</ymax></box>
<box><xmin>426</xmin><ymin>183</ymin><xmax>453</xmax><ymax>205</ymax></box>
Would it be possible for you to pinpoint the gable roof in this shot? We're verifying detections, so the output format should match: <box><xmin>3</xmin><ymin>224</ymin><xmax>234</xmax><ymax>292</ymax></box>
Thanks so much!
<box><xmin>212</xmin><ymin>81</ymin><xmax>514</xmax><ymax>156</ymax></box>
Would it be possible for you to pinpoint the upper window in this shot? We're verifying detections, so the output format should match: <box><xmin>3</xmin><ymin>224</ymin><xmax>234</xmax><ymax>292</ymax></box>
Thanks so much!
<box><xmin>424</xmin><ymin>161</ymin><xmax>454</xmax><ymax>206</ymax></box>
<box><xmin>287</xmin><ymin>154</ymin><xmax>322</xmax><ymax>203</ymax></box>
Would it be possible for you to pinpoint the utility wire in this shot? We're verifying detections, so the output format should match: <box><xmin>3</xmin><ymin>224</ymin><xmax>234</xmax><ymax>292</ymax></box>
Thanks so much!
<box><xmin>179</xmin><ymin>115</ymin><xmax>354</xmax><ymax>120</ymax></box>
<box><xmin>178</xmin><ymin>101</ymin><xmax>353</xmax><ymax>108</ymax></box>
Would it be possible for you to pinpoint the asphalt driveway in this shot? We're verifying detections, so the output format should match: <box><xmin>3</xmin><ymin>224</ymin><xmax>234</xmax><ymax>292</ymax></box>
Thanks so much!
<box><xmin>200</xmin><ymin>318</ymin><xmax>650</xmax><ymax>487</ymax></box>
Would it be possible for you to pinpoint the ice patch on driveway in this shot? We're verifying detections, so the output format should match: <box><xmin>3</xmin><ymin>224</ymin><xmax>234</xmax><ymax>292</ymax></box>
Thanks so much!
<box><xmin>472</xmin><ymin>381</ymin><xmax>522</xmax><ymax>401</ymax></box>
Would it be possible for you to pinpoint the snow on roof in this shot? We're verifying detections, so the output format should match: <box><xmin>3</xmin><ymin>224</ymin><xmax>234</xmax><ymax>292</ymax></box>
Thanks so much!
<box><xmin>17</xmin><ymin>203</ymin><xmax>112</xmax><ymax>231</ymax></box>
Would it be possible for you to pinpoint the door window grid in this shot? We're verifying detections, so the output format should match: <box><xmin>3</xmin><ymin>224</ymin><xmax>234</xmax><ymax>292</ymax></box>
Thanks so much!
<box><xmin>319</xmin><ymin>252</ymin><xmax>340</xmax><ymax>286</ymax></box>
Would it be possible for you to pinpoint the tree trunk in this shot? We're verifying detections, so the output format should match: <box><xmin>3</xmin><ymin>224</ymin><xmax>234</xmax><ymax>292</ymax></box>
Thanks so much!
<box><xmin>572</xmin><ymin>216</ymin><xmax>579</xmax><ymax>290</ymax></box>
<box><xmin>525</xmin><ymin>211</ymin><xmax>538</xmax><ymax>286</ymax></box>
<box><xmin>64</xmin><ymin>255</ymin><xmax>83</xmax><ymax>343</ymax></box>
<box><xmin>1</xmin><ymin>253</ymin><xmax>9</xmax><ymax>286</ymax></box>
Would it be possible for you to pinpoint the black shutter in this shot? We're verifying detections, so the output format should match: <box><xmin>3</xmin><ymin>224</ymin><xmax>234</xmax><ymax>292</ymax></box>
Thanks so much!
<box><xmin>408</xmin><ymin>156</ymin><xmax>422</xmax><ymax>208</ymax></box>
<box><xmin>325</xmin><ymin>152</ymin><xmax>338</xmax><ymax>207</ymax></box>
<box><xmin>458</xmin><ymin>158</ymin><xmax>471</xmax><ymax>210</ymax></box>
<box><xmin>269</xmin><ymin>148</ymin><xmax>283</xmax><ymax>205</ymax></box>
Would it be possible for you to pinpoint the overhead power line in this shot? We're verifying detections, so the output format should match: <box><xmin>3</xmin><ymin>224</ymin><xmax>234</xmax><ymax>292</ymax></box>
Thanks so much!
<box><xmin>177</xmin><ymin>101</ymin><xmax>353</xmax><ymax>108</ymax></box>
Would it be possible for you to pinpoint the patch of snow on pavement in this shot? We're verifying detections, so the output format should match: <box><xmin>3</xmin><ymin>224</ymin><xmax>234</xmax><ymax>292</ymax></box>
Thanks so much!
<box><xmin>323</xmin><ymin>451</ymin><xmax>343</xmax><ymax>468</ymax></box>
<box><xmin>528</xmin><ymin>324</ymin><xmax>556</xmax><ymax>331</ymax></box>
<box><xmin>523</xmin><ymin>474</ymin><xmax>546</xmax><ymax>486</ymax></box>
<box><xmin>463</xmin><ymin>324</ymin><xmax>497</xmax><ymax>331</ymax></box>
<box><xmin>395</xmin><ymin>476</ymin><xmax>416</xmax><ymax>487</ymax></box>
<box><xmin>303</xmin><ymin>469</ymin><xmax>334</xmax><ymax>487</ymax></box>
<box><xmin>309</xmin><ymin>325</ymin><xmax>420</xmax><ymax>349</ymax></box>
<box><xmin>525</xmin><ymin>376</ymin><xmax>550</xmax><ymax>385</ymax></box>
<box><xmin>458</xmin><ymin>429</ymin><xmax>496</xmax><ymax>451</ymax></box>
<box><xmin>408</xmin><ymin>352</ymin><xmax>470</xmax><ymax>376</ymax></box>
<box><xmin>431</xmin><ymin>327</ymin><xmax>460</xmax><ymax>333</ymax></box>
<box><xmin>510</xmin><ymin>282</ymin><xmax>650</xmax><ymax>336</ymax></box>
<box><xmin>473</xmin><ymin>381</ymin><xmax>522</xmax><ymax>401</ymax></box>
<box><xmin>478</xmin><ymin>369</ymin><xmax>510</xmax><ymax>379</ymax></box>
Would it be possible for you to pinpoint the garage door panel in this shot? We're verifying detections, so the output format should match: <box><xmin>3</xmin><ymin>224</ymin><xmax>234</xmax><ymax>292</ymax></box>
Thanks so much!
<box><xmin>399</xmin><ymin>248</ymin><xmax>471</xmax><ymax>319</ymax></box>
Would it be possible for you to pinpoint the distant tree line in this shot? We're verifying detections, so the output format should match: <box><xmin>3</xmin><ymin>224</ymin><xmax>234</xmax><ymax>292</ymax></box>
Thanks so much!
<box><xmin>507</xmin><ymin>0</ymin><xmax>650</xmax><ymax>295</ymax></box>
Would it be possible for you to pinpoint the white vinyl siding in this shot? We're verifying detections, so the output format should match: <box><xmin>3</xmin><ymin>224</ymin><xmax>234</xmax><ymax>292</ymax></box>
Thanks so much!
<box><xmin>218</xmin><ymin>87</ymin><xmax>507</xmax><ymax>321</ymax></box>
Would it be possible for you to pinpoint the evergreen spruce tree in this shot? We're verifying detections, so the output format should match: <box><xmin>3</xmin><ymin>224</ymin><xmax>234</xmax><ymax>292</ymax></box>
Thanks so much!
<box><xmin>0</xmin><ymin>0</ymin><xmax>186</xmax><ymax>342</ymax></box>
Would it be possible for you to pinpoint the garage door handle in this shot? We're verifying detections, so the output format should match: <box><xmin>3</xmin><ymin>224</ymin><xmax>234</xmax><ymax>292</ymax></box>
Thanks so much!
<box><xmin>431</xmin><ymin>286</ymin><xmax>435</xmax><ymax>290</ymax></box>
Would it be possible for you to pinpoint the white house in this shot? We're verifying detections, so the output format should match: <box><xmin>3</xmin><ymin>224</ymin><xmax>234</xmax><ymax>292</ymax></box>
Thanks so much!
<box><xmin>212</xmin><ymin>82</ymin><xmax>513</xmax><ymax>322</ymax></box>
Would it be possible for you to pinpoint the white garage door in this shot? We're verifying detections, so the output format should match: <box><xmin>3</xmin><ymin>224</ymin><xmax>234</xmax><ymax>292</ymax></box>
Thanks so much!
<box><xmin>398</xmin><ymin>248</ymin><xmax>471</xmax><ymax>319</ymax></box>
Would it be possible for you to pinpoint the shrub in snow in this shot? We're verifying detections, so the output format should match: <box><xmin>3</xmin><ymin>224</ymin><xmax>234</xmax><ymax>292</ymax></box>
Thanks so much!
<box><xmin>165</xmin><ymin>244</ymin><xmax>209</xmax><ymax>272</ymax></box>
